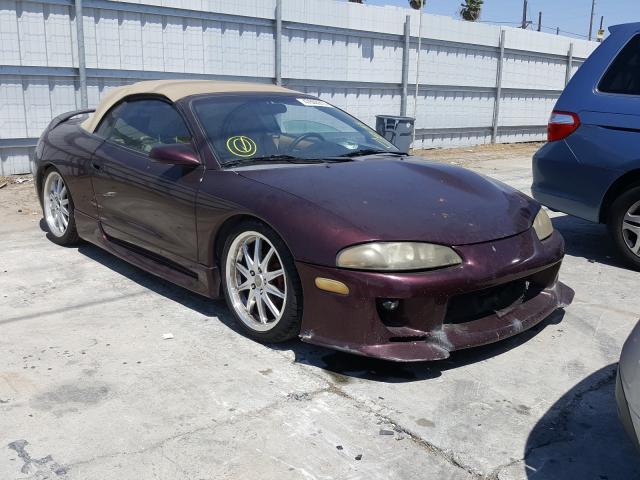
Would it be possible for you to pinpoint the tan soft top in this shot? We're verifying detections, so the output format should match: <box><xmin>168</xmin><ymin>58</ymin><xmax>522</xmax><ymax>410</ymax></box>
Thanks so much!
<box><xmin>81</xmin><ymin>79</ymin><xmax>296</xmax><ymax>133</ymax></box>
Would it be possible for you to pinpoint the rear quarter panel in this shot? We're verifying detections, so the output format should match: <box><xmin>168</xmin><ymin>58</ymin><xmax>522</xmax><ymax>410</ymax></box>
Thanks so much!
<box><xmin>563</xmin><ymin>124</ymin><xmax>640</xmax><ymax>214</ymax></box>
<box><xmin>552</xmin><ymin>24</ymin><xmax>640</xmax><ymax>218</ymax></box>
<box><xmin>36</xmin><ymin>122</ymin><xmax>102</xmax><ymax>218</ymax></box>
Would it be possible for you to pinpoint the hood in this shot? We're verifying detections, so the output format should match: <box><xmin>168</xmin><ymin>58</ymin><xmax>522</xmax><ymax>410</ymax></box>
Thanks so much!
<box><xmin>238</xmin><ymin>158</ymin><xmax>538</xmax><ymax>246</ymax></box>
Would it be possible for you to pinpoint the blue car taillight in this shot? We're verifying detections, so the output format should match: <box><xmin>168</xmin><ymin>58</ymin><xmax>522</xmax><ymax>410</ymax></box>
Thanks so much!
<box><xmin>547</xmin><ymin>111</ymin><xmax>580</xmax><ymax>142</ymax></box>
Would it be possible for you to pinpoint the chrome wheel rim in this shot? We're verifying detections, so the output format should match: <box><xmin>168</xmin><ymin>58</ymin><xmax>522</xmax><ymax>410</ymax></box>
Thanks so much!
<box><xmin>225</xmin><ymin>231</ymin><xmax>287</xmax><ymax>332</ymax></box>
<box><xmin>622</xmin><ymin>200</ymin><xmax>640</xmax><ymax>258</ymax></box>
<box><xmin>43</xmin><ymin>172</ymin><xmax>69</xmax><ymax>237</ymax></box>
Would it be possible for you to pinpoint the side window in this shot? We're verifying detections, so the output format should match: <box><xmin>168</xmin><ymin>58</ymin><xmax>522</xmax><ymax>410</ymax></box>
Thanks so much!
<box><xmin>95</xmin><ymin>98</ymin><xmax>192</xmax><ymax>154</ymax></box>
<box><xmin>599</xmin><ymin>34</ymin><xmax>640</xmax><ymax>95</ymax></box>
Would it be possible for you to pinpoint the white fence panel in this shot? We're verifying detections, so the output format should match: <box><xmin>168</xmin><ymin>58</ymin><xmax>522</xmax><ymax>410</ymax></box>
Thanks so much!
<box><xmin>0</xmin><ymin>0</ymin><xmax>599</xmax><ymax>174</ymax></box>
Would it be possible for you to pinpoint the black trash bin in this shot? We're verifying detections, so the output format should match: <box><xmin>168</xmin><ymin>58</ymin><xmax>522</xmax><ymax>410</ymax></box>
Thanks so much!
<box><xmin>375</xmin><ymin>115</ymin><xmax>415</xmax><ymax>153</ymax></box>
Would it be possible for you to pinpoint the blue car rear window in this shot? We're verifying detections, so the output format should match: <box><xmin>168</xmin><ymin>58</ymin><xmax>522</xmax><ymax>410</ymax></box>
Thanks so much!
<box><xmin>599</xmin><ymin>34</ymin><xmax>640</xmax><ymax>95</ymax></box>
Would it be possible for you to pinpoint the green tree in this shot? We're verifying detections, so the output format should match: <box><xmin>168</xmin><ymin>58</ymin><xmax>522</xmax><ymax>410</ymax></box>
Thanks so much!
<box><xmin>459</xmin><ymin>0</ymin><xmax>483</xmax><ymax>21</ymax></box>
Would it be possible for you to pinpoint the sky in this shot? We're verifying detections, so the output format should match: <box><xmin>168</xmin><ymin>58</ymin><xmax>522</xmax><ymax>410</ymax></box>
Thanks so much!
<box><xmin>353</xmin><ymin>0</ymin><xmax>640</xmax><ymax>40</ymax></box>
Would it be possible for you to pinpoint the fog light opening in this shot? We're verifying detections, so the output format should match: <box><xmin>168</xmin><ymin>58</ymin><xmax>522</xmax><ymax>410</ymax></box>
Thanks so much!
<box><xmin>376</xmin><ymin>298</ymin><xmax>407</xmax><ymax>327</ymax></box>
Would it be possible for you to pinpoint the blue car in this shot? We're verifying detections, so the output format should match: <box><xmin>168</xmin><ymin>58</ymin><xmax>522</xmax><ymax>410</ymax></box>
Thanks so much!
<box><xmin>532</xmin><ymin>23</ymin><xmax>640</xmax><ymax>269</ymax></box>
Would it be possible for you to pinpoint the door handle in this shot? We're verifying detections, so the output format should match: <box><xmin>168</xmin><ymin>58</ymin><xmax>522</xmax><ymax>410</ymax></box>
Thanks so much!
<box><xmin>91</xmin><ymin>160</ymin><xmax>102</xmax><ymax>170</ymax></box>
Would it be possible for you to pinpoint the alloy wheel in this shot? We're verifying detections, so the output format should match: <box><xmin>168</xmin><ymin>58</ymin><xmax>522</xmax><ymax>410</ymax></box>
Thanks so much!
<box><xmin>622</xmin><ymin>200</ymin><xmax>640</xmax><ymax>257</ymax></box>
<box><xmin>43</xmin><ymin>171</ymin><xmax>70</xmax><ymax>237</ymax></box>
<box><xmin>225</xmin><ymin>231</ymin><xmax>287</xmax><ymax>332</ymax></box>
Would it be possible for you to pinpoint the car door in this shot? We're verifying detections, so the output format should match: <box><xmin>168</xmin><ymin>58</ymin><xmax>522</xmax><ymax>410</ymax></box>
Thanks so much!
<box><xmin>90</xmin><ymin>97</ymin><xmax>203</xmax><ymax>262</ymax></box>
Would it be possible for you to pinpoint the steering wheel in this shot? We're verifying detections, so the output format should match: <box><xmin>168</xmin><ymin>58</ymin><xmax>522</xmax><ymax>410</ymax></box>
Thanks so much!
<box><xmin>287</xmin><ymin>133</ymin><xmax>325</xmax><ymax>154</ymax></box>
<box><xmin>138</xmin><ymin>135</ymin><xmax>158</xmax><ymax>153</ymax></box>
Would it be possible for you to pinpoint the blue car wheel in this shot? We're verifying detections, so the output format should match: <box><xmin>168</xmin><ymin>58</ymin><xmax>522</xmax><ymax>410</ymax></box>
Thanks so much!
<box><xmin>609</xmin><ymin>185</ymin><xmax>640</xmax><ymax>270</ymax></box>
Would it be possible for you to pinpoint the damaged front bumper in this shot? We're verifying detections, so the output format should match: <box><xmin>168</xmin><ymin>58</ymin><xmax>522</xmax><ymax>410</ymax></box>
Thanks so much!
<box><xmin>295</xmin><ymin>229</ymin><xmax>574</xmax><ymax>362</ymax></box>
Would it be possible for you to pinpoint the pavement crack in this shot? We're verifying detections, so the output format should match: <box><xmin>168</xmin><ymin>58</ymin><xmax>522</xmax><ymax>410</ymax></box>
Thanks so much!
<box><xmin>487</xmin><ymin>457</ymin><xmax>524</xmax><ymax>480</ymax></box>
<box><xmin>378</xmin><ymin>420</ymin><xmax>489</xmax><ymax>479</ymax></box>
<box><xmin>59</xmin><ymin>385</ymin><xmax>331</xmax><ymax>472</ymax></box>
<box><xmin>304</xmin><ymin>367</ymin><xmax>489</xmax><ymax>479</ymax></box>
<box><xmin>159</xmin><ymin>445</ymin><xmax>190</xmax><ymax>477</ymax></box>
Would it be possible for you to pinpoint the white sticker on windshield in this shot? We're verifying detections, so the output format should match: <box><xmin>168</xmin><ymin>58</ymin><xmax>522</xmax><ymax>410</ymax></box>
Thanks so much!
<box><xmin>297</xmin><ymin>98</ymin><xmax>334</xmax><ymax>108</ymax></box>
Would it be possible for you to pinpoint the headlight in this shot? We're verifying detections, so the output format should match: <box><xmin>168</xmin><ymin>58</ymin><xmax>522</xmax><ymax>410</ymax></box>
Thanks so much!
<box><xmin>533</xmin><ymin>208</ymin><xmax>554</xmax><ymax>240</ymax></box>
<box><xmin>336</xmin><ymin>242</ymin><xmax>462</xmax><ymax>271</ymax></box>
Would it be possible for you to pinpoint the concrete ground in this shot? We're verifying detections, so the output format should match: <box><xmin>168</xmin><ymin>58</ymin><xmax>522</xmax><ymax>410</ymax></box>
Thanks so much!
<box><xmin>1</xmin><ymin>143</ymin><xmax>639</xmax><ymax>480</ymax></box>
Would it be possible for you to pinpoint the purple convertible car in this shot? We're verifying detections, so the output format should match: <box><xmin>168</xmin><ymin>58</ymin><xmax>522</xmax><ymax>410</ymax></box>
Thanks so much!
<box><xmin>34</xmin><ymin>80</ymin><xmax>573</xmax><ymax>361</ymax></box>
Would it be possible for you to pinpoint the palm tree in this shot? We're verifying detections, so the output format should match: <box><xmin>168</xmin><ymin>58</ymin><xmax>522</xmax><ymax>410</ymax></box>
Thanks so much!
<box><xmin>459</xmin><ymin>0</ymin><xmax>483</xmax><ymax>21</ymax></box>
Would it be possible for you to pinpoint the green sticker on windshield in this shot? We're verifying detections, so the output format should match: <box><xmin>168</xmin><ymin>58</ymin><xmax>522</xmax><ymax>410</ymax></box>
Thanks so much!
<box><xmin>226</xmin><ymin>136</ymin><xmax>257</xmax><ymax>157</ymax></box>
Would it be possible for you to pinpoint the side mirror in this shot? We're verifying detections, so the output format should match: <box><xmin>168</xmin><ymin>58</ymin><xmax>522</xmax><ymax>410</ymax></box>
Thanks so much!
<box><xmin>149</xmin><ymin>144</ymin><xmax>201</xmax><ymax>167</ymax></box>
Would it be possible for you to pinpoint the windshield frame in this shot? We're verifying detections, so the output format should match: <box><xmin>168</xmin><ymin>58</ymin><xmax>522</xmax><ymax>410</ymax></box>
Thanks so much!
<box><xmin>187</xmin><ymin>92</ymin><xmax>400</xmax><ymax>169</ymax></box>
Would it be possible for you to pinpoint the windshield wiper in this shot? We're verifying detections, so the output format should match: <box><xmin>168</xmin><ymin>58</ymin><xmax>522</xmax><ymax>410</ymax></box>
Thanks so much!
<box><xmin>223</xmin><ymin>155</ymin><xmax>351</xmax><ymax>168</ymax></box>
<box><xmin>223</xmin><ymin>155</ymin><xmax>301</xmax><ymax>168</ymax></box>
<box><xmin>338</xmin><ymin>149</ymin><xmax>406</xmax><ymax>158</ymax></box>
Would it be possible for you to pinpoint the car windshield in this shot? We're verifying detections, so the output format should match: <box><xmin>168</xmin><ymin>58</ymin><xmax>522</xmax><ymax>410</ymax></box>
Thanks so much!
<box><xmin>192</xmin><ymin>94</ymin><xmax>400</xmax><ymax>165</ymax></box>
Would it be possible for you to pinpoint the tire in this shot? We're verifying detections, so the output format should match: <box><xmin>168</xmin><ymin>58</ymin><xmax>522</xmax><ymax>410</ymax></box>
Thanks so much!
<box><xmin>42</xmin><ymin>168</ymin><xmax>80</xmax><ymax>246</ymax></box>
<box><xmin>608</xmin><ymin>185</ymin><xmax>640</xmax><ymax>270</ymax></box>
<box><xmin>221</xmin><ymin>220</ymin><xmax>303</xmax><ymax>343</ymax></box>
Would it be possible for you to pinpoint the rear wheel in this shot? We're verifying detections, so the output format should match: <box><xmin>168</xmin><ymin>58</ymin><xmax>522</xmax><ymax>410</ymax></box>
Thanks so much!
<box><xmin>42</xmin><ymin>168</ymin><xmax>79</xmax><ymax>245</ymax></box>
<box><xmin>608</xmin><ymin>185</ymin><xmax>640</xmax><ymax>270</ymax></box>
<box><xmin>221</xmin><ymin>220</ymin><xmax>303</xmax><ymax>343</ymax></box>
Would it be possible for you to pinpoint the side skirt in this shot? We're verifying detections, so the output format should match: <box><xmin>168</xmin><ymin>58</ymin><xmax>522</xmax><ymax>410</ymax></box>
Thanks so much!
<box><xmin>74</xmin><ymin>210</ymin><xmax>222</xmax><ymax>299</ymax></box>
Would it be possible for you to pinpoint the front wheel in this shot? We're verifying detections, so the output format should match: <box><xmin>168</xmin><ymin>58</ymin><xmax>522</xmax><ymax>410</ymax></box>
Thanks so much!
<box><xmin>608</xmin><ymin>185</ymin><xmax>640</xmax><ymax>270</ymax></box>
<box><xmin>42</xmin><ymin>168</ymin><xmax>79</xmax><ymax>245</ymax></box>
<box><xmin>221</xmin><ymin>220</ymin><xmax>303</xmax><ymax>343</ymax></box>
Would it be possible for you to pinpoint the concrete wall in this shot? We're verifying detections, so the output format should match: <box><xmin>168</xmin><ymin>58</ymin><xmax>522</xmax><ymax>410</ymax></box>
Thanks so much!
<box><xmin>0</xmin><ymin>0</ymin><xmax>598</xmax><ymax>174</ymax></box>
